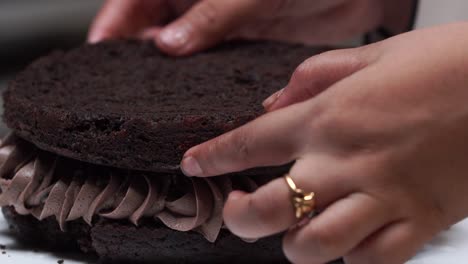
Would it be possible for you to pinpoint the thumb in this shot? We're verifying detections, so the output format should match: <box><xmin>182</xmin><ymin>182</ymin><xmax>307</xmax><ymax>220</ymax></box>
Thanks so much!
<box><xmin>263</xmin><ymin>47</ymin><xmax>374</xmax><ymax>112</ymax></box>
<box><xmin>153</xmin><ymin>0</ymin><xmax>262</xmax><ymax>56</ymax></box>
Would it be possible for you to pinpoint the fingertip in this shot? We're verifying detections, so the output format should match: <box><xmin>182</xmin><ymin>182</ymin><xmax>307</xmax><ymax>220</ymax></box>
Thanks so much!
<box><xmin>227</xmin><ymin>190</ymin><xmax>247</xmax><ymax>202</ymax></box>
<box><xmin>223</xmin><ymin>191</ymin><xmax>249</xmax><ymax>234</ymax></box>
<box><xmin>87</xmin><ymin>26</ymin><xmax>116</xmax><ymax>44</ymax></box>
<box><xmin>154</xmin><ymin>2</ymin><xmax>228</xmax><ymax>57</ymax></box>
<box><xmin>180</xmin><ymin>155</ymin><xmax>203</xmax><ymax>177</ymax></box>
<box><xmin>87</xmin><ymin>30</ymin><xmax>104</xmax><ymax>44</ymax></box>
<box><xmin>155</xmin><ymin>24</ymin><xmax>196</xmax><ymax>56</ymax></box>
<box><xmin>139</xmin><ymin>27</ymin><xmax>162</xmax><ymax>40</ymax></box>
<box><xmin>262</xmin><ymin>88</ymin><xmax>284</xmax><ymax>111</ymax></box>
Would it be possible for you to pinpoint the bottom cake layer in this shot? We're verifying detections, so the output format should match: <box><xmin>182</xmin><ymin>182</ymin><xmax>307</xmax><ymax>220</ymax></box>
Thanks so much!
<box><xmin>2</xmin><ymin>206</ymin><xmax>287</xmax><ymax>263</ymax></box>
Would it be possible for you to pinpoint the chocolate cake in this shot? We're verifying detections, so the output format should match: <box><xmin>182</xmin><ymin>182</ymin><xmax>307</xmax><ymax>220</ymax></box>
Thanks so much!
<box><xmin>0</xmin><ymin>40</ymin><xmax>328</xmax><ymax>263</ymax></box>
<box><xmin>4</xmin><ymin>40</ymin><xmax>322</xmax><ymax>172</ymax></box>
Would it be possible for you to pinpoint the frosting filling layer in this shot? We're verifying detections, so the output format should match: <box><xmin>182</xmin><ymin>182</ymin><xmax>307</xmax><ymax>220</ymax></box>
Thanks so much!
<box><xmin>0</xmin><ymin>134</ymin><xmax>262</xmax><ymax>242</ymax></box>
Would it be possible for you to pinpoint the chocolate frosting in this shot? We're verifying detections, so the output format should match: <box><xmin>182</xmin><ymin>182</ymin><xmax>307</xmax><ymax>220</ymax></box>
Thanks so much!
<box><xmin>0</xmin><ymin>134</ymin><xmax>259</xmax><ymax>242</ymax></box>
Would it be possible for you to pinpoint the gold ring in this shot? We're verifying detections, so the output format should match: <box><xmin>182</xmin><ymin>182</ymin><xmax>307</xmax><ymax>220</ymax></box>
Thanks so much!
<box><xmin>284</xmin><ymin>174</ymin><xmax>316</xmax><ymax>219</ymax></box>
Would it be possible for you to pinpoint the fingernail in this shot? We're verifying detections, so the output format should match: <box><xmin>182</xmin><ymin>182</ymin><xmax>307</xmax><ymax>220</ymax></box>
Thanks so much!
<box><xmin>262</xmin><ymin>88</ymin><xmax>284</xmax><ymax>110</ymax></box>
<box><xmin>228</xmin><ymin>191</ymin><xmax>246</xmax><ymax>201</ymax></box>
<box><xmin>159</xmin><ymin>25</ymin><xmax>189</xmax><ymax>50</ymax></box>
<box><xmin>88</xmin><ymin>33</ymin><xmax>102</xmax><ymax>44</ymax></box>
<box><xmin>181</xmin><ymin>156</ymin><xmax>203</xmax><ymax>176</ymax></box>
<box><xmin>140</xmin><ymin>28</ymin><xmax>159</xmax><ymax>39</ymax></box>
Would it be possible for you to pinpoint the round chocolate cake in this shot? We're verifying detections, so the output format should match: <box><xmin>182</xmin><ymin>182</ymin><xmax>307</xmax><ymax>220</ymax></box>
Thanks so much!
<box><xmin>0</xmin><ymin>40</ymin><xmax>327</xmax><ymax>263</ymax></box>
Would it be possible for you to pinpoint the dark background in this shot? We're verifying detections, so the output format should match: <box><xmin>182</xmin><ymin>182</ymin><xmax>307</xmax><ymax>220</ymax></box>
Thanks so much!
<box><xmin>0</xmin><ymin>0</ymin><xmax>103</xmax><ymax>135</ymax></box>
<box><xmin>0</xmin><ymin>0</ymin><xmax>103</xmax><ymax>74</ymax></box>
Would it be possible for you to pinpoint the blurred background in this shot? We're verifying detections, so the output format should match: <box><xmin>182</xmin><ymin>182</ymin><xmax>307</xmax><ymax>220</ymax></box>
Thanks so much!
<box><xmin>0</xmin><ymin>0</ymin><xmax>103</xmax><ymax>134</ymax></box>
<box><xmin>0</xmin><ymin>0</ymin><xmax>103</xmax><ymax>88</ymax></box>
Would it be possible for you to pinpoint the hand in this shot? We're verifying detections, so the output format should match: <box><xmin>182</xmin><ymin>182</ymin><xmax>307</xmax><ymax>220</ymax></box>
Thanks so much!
<box><xmin>180</xmin><ymin>23</ymin><xmax>468</xmax><ymax>264</ymax></box>
<box><xmin>88</xmin><ymin>0</ymin><xmax>383</xmax><ymax>56</ymax></box>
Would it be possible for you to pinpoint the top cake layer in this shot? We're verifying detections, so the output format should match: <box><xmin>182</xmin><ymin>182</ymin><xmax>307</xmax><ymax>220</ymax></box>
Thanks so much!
<box><xmin>4</xmin><ymin>40</ymin><xmax>325</xmax><ymax>172</ymax></box>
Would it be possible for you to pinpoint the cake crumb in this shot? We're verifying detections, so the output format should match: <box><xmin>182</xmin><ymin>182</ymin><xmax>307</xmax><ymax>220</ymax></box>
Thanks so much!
<box><xmin>0</xmin><ymin>244</ymin><xmax>5</xmax><ymax>250</ymax></box>
<box><xmin>57</xmin><ymin>259</ymin><xmax>64</xmax><ymax>264</ymax></box>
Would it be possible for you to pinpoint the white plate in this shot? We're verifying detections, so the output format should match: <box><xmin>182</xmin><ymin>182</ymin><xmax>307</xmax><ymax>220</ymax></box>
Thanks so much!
<box><xmin>1</xmin><ymin>212</ymin><xmax>468</xmax><ymax>264</ymax></box>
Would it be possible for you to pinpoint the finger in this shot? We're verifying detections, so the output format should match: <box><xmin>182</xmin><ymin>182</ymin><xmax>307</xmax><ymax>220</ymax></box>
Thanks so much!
<box><xmin>283</xmin><ymin>193</ymin><xmax>393</xmax><ymax>264</ymax></box>
<box><xmin>88</xmin><ymin>0</ymin><xmax>169</xmax><ymax>43</ymax></box>
<box><xmin>139</xmin><ymin>27</ymin><xmax>163</xmax><ymax>40</ymax></box>
<box><xmin>242</xmin><ymin>0</ymin><xmax>382</xmax><ymax>45</ymax></box>
<box><xmin>180</xmin><ymin>101</ymin><xmax>314</xmax><ymax>177</ymax></box>
<box><xmin>344</xmin><ymin>221</ymin><xmax>437</xmax><ymax>264</ymax></box>
<box><xmin>154</xmin><ymin>0</ymin><xmax>262</xmax><ymax>56</ymax></box>
<box><xmin>223</xmin><ymin>156</ymin><xmax>355</xmax><ymax>239</ymax></box>
<box><xmin>263</xmin><ymin>48</ymin><xmax>375</xmax><ymax>112</ymax></box>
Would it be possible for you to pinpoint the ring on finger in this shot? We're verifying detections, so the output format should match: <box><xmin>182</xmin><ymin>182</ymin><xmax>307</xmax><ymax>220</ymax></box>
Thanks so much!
<box><xmin>284</xmin><ymin>174</ymin><xmax>316</xmax><ymax>220</ymax></box>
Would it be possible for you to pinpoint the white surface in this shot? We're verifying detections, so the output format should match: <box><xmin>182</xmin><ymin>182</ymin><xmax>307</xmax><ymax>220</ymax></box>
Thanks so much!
<box><xmin>1</xmin><ymin>213</ymin><xmax>468</xmax><ymax>263</ymax></box>
<box><xmin>415</xmin><ymin>0</ymin><xmax>468</xmax><ymax>29</ymax></box>
<box><xmin>409</xmin><ymin>219</ymin><xmax>468</xmax><ymax>264</ymax></box>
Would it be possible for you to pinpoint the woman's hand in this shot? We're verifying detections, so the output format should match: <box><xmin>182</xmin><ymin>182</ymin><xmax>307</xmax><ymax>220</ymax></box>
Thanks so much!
<box><xmin>88</xmin><ymin>0</ymin><xmax>383</xmax><ymax>56</ymax></box>
<box><xmin>180</xmin><ymin>23</ymin><xmax>468</xmax><ymax>264</ymax></box>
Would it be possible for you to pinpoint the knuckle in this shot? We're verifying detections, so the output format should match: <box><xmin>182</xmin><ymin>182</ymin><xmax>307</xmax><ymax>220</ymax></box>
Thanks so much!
<box><xmin>208</xmin><ymin>136</ymin><xmax>226</xmax><ymax>155</ymax></box>
<box><xmin>228</xmin><ymin>129</ymin><xmax>252</xmax><ymax>161</ymax></box>
<box><xmin>289</xmin><ymin>55</ymin><xmax>328</xmax><ymax>98</ymax></box>
<box><xmin>308</xmin><ymin>49</ymin><xmax>342</xmax><ymax>65</ymax></box>
<box><xmin>353</xmin><ymin>43</ymin><xmax>383</xmax><ymax>64</ymax></box>
<box><xmin>292</xmin><ymin>56</ymin><xmax>319</xmax><ymax>81</ymax></box>
<box><xmin>316</xmin><ymin>48</ymin><xmax>369</xmax><ymax>69</ymax></box>
<box><xmin>315</xmin><ymin>49</ymin><xmax>343</xmax><ymax>61</ymax></box>
<box><xmin>311</xmin><ymin>107</ymin><xmax>378</xmax><ymax>155</ymax></box>
<box><xmin>311</xmin><ymin>108</ymin><xmax>346</xmax><ymax>136</ymax></box>
<box><xmin>291</xmin><ymin>49</ymin><xmax>350</xmax><ymax>84</ymax></box>
<box><xmin>192</xmin><ymin>0</ymin><xmax>227</xmax><ymax>30</ymax></box>
<box><xmin>191</xmin><ymin>0</ymin><xmax>220</xmax><ymax>29</ymax></box>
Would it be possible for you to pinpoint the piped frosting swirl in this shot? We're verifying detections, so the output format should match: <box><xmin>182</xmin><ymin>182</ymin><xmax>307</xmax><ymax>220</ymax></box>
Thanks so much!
<box><xmin>0</xmin><ymin>134</ymin><xmax>261</xmax><ymax>242</ymax></box>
